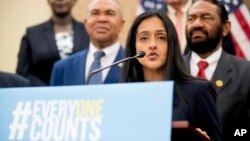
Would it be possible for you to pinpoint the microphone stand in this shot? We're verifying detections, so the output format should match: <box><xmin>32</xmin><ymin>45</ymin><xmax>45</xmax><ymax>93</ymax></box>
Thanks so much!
<box><xmin>86</xmin><ymin>51</ymin><xmax>145</xmax><ymax>84</ymax></box>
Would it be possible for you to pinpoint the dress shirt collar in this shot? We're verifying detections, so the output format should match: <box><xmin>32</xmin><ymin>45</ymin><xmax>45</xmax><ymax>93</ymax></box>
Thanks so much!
<box><xmin>86</xmin><ymin>41</ymin><xmax>120</xmax><ymax>82</ymax></box>
<box><xmin>88</xmin><ymin>42</ymin><xmax>120</xmax><ymax>58</ymax></box>
<box><xmin>190</xmin><ymin>47</ymin><xmax>222</xmax><ymax>81</ymax></box>
<box><xmin>191</xmin><ymin>47</ymin><xmax>222</xmax><ymax>65</ymax></box>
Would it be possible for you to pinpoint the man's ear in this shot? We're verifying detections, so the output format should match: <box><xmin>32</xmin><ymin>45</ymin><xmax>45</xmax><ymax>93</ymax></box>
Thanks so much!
<box><xmin>222</xmin><ymin>20</ymin><xmax>231</xmax><ymax>37</ymax></box>
<box><xmin>83</xmin><ymin>18</ymin><xmax>87</xmax><ymax>24</ymax></box>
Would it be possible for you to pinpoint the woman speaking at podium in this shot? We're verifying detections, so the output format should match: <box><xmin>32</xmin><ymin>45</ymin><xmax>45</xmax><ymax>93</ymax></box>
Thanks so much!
<box><xmin>120</xmin><ymin>11</ymin><xmax>223</xmax><ymax>141</ymax></box>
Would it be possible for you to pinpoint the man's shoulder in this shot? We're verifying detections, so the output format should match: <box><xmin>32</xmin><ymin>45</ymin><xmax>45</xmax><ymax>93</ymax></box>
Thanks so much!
<box><xmin>55</xmin><ymin>50</ymin><xmax>87</xmax><ymax>67</ymax></box>
<box><xmin>228</xmin><ymin>53</ymin><xmax>249</xmax><ymax>62</ymax></box>
<box><xmin>223</xmin><ymin>52</ymin><xmax>250</xmax><ymax>68</ymax></box>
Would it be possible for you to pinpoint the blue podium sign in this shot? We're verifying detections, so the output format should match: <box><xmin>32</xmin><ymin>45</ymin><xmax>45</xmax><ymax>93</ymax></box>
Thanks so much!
<box><xmin>0</xmin><ymin>81</ymin><xmax>174</xmax><ymax>141</ymax></box>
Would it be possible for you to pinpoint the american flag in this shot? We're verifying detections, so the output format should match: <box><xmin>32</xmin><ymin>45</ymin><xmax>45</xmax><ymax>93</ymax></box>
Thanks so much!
<box><xmin>218</xmin><ymin>0</ymin><xmax>250</xmax><ymax>60</ymax></box>
<box><xmin>136</xmin><ymin>0</ymin><xmax>250</xmax><ymax>60</ymax></box>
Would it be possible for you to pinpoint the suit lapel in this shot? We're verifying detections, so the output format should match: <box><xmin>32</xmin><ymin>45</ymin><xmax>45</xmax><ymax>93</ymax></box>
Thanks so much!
<box><xmin>184</xmin><ymin>51</ymin><xmax>233</xmax><ymax>95</ymax></box>
<box><xmin>72</xmin><ymin>49</ymin><xmax>88</xmax><ymax>85</ymax></box>
<box><xmin>43</xmin><ymin>20</ymin><xmax>60</xmax><ymax>59</ymax></box>
<box><xmin>104</xmin><ymin>47</ymin><xmax>125</xmax><ymax>83</ymax></box>
<box><xmin>183</xmin><ymin>52</ymin><xmax>191</xmax><ymax>73</ymax></box>
<box><xmin>211</xmin><ymin>51</ymin><xmax>233</xmax><ymax>94</ymax></box>
<box><xmin>72</xmin><ymin>20</ymin><xmax>82</xmax><ymax>52</ymax></box>
<box><xmin>82</xmin><ymin>50</ymin><xmax>88</xmax><ymax>85</ymax></box>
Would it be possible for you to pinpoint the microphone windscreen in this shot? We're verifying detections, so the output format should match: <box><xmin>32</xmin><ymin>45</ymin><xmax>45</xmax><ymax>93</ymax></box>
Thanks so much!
<box><xmin>137</xmin><ymin>51</ymin><xmax>145</xmax><ymax>58</ymax></box>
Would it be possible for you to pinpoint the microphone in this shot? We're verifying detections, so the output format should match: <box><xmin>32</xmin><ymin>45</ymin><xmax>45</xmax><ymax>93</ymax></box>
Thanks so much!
<box><xmin>86</xmin><ymin>51</ymin><xmax>145</xmax><ymax>84</ymax></box>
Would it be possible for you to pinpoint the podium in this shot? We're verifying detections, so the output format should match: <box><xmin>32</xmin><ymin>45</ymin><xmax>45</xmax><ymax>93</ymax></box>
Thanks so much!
<box><xmin>172</xmin><ymin>121</ymin><xmax>210</xmax><ymax>141</ymax></box>
<box><xmin>0</xmin><ymin>82</ymin><xmax>174</xmax><ymax>141</ymax></box>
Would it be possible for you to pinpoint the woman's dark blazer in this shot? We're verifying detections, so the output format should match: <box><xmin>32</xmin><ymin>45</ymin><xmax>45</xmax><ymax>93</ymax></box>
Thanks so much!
<box><xmin>173</xmin><ymin>80</ymin><xmax>223</xmax><ymax>141</ymax></box>
<box><xmin>16</xmin><ymin>18</ymin><xmax>89</xmax><ymax>86</ymax></box>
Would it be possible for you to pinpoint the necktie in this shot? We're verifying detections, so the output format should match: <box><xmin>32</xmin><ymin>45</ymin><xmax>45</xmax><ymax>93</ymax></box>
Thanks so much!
<box><xmin>175</xmin><ymin>11</ymin><xmax>183</xmax><ymax>47</ymax></box>
<box><xmin>197</xmin><ymin>61</ymin><xmax>209</xmax><ymax>79</ymax></box>
<box><xmin>88</xmin><ymin>51</ymin><xmax>105</xmax><ymax>84</ymax></box>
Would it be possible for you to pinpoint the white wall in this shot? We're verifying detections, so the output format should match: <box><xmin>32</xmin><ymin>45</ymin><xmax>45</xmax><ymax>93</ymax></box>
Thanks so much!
<box><xmin>0</xmin><ymin>0</ymin><xmax>50</xmax><ymax>73</ymax></box>
<box><xmin>0</xmin><ymin>0</ymin><xmax>138</xmax><ymax>73</ymax></box>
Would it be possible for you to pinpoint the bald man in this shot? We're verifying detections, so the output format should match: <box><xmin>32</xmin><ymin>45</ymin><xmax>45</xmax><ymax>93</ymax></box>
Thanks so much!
<box><xmin>50</xmin><ymin>0</ymin><xmax>125</xmax><ymax>86</ymax></box>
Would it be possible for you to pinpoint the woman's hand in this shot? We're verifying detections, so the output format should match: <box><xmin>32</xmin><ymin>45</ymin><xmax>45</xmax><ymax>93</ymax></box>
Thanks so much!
<box><xmin>195</xmin><ymin>128</ymin><xmax>210</xmax><ymax>140</ymax></box>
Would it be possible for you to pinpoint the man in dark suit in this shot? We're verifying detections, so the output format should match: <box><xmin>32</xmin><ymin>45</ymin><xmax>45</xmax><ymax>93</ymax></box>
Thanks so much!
<box><xmin>184</xmin><ymin>0</ymin><xmax>250</xmax><ymax>140</ymax></box>
<box><xmin>50</xmin><ymin>0</ymin><xmax>125</xmax><ymax>86</ymax></box>
<box><xmin>0</xmin><ymin>71</ymin><xmax>30</xmax><ymax>88</ymax></box>
<box><xmin>16</xmin><ymin>0</ymin><xmax>89</xmax><ymax>86</ymax></box>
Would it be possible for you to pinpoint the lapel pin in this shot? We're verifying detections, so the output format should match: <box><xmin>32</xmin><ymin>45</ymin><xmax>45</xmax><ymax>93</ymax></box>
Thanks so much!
<box><xmin>216</xmin><ymin>80</ymin><xmax>223</xmax><ymax>87</ymax></box>
<box><xmin>118</xmin><ymin>63</ymin><xmax>123</xmax><ymax>68</ymax></box>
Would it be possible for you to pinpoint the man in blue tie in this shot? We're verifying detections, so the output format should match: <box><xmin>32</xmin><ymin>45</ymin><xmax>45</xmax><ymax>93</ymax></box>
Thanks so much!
<box><xmin>50</xmin><ymin>0</ymin><xmax>125</xmax><ymax>86</ymax></box>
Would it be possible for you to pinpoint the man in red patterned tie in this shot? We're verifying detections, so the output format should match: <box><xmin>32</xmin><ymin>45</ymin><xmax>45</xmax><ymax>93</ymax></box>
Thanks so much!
<box><xmin>183</xmin><ymin>0</ymin><xmax>250</xmax><ymax>140</ymax></box>
<box><xmin>196</xmin><ymin>60</ymin><xmax>208</xmax><ymax>79</ymax></box>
